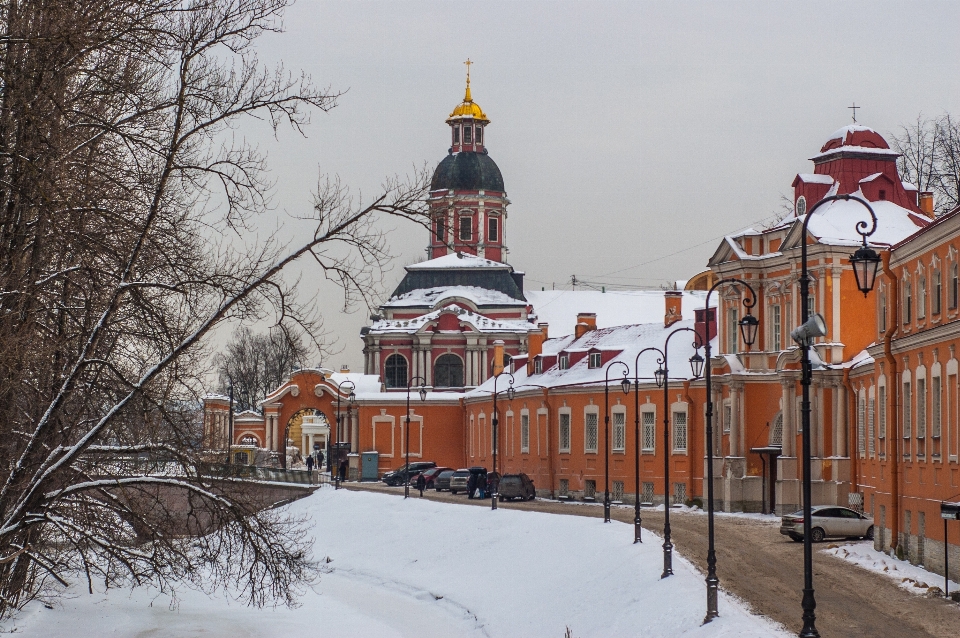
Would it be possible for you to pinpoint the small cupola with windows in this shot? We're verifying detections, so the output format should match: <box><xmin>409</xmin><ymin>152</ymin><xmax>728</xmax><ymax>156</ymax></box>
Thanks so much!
<box><xmin>447</xmin><ymin>59</ymin><xmax>489</xmax><ymax>154</ymax></box>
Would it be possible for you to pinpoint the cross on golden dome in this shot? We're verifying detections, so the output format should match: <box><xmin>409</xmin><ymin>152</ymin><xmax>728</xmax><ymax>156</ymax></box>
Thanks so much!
<box><xmin>448</xmin><ymin>58</ymin><xmax>489</xmax><ymax>122</ymax></box>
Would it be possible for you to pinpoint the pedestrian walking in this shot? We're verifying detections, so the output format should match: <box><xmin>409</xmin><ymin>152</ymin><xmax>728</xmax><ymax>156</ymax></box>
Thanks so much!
<box><xmin>416</xmin><ymin>473</ymin><xmax>426</xmax><ymax>497</ymax></box>
<box><xmin>317</xmin><ymin>450</ymin><xmax>325</xmax><ymax>469</ymax></box>
<box><xmin>478</xmin><ymin>472</ymin><xmax>487</xmax><ymax>499</ymax></box>
<box><xmin>305</xmin><ymin>454</ymin><xmax>314</xmax><ymax>472</ymax></box>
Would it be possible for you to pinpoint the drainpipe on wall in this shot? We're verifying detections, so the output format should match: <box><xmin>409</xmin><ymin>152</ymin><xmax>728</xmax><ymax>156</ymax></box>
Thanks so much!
<box><xmin>881</xmin><ymin>250</ymin><xmax>900</xmax><ymax>554</ymax></box>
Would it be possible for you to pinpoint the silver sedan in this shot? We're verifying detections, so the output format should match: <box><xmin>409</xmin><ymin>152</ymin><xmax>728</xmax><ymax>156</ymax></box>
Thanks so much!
<box><xmin>780</xmin><ymin>505</ymin><xmax>874</xmax><ymax>543</ymax></box>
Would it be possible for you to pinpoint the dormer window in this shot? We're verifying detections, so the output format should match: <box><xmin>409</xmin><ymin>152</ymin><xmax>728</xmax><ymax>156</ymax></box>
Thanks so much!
<box><xmin>534</xmin><ymin>358</ymin><xmax>543</xmax><ymax>374</ymax></box>
<box><xmin>589</xmin><ymin>352</ymin><xmax>601</xmax><ymax>368</ymax></box>
<box><xmin>796</xmin><ymin>195</ymin><xmax>807</xmax><ymax>217</ymax></box>
<box><xmin>463</xmin><ymin>125</ymin><xmax>472</xmax><ymax>144</ymax></box>
<box><xmin>559</xmin><ymin>355</ymin><xmax>569</xmax><ymax>370</ymax></box>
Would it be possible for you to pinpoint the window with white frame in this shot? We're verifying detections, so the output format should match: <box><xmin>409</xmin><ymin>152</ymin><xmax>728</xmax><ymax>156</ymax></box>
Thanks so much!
<box><xmin>918</xmin><ymin>274</ymin><xmax>927</xmax><ymax>319</ymax></box>
<box><xmin>723</xmin><ymin>402</ymin><xmax>731</xmax><ymax>433</ymax></box>
<box><xmin>903</xmin><ymin>279</ymin><xmax>912</xmax><ymax>323</ymax></box>
<box><xmin>868</xmin><ymin>391</ymin><xmax>875</xmax><ymax>456</ymax></box>
<box><xmin>613</xmin><ymin>410</ymin><xmax>626</xmax><ymax>451</ymax></box>
<box><xmin>589</xmin><ymin>352</ymin><xmax>601</xmax><ymax>368</ymax></box>
<box><xmin>559</xmin><ymin>412</ymin><xmax>571</xmax><ymax>452</ymax></box>
<box><xmin>932</xmin><ymin>376</ymin><xmax>942</xmax><ymax>438</ymax></box>
<box><xmin>459</xmin><ymin>215</ymin><xmax>472</xmax><ymax>241</ymax></box>
<box><xmin>559</xmin><ymin>355</ymin><xmax>569</xmax><ymax>370</ymax></box>
<box><xmin>641</xmin><ymin>410</ymin><xmax>656</xmax><ymax>452</ymax></box>
<box><xmin>879</xmin><ymin>288</ymin><xmax>887</xmax><ymax>334</ymax></box>
<box><xmin>727</xmin><ymin>307</ymin><xmax>739</xmax><ymax>353</ymax></box>
<box><xmin>673</xmin><ymin>410</ymin><xmax>688</xmax><ymax>452</ymax></box>
<box><xmin>585</xmin><ymin>411</ymin><xmax>599</xmax><ymax>453</ymax></box>
<box><xmin>917</xmin><ymin>377</ymin><xmax>927</xmax><ymax>439</ymax></box>
<box><xmin>952</xmin><ymin>262</ymin><xmax>959</xmax><ymax>309</ymax></box>
<box><xmin>488</xmin><ymin>216</ymin><xmax>498</xmax><ymax>243</ymax></box>
<box><xmin>772</xmin><ymin>304</ymin><xmax>782</xmax><ymax>351</ymax></box>
<box><xmin>934</xmin><ymin>268</ymin><xmax>942</xmax><ymax>315</ymax></box>
<box><xmin>520</xmin><ymin>413</ymin><xmax>530</xmax><ymax>453</ymax></box>
<box><xmin>857</xmin><ymin>396</ymin><xmax>866</xmax><ymax>455</ymax></box>
<box><xmin>534</xmin><ymin>358</ymin><xmax>542</xmax><ymax>374</ymax></box>
<box><xmin>903</xmin><ymin>381</ymin><xmax>912</xmax><ymax>439</ymax></box>
<box><xmin>879</xmin><ymin>384</ymin><xmax>887</xmax><ymax>440</ymax></box>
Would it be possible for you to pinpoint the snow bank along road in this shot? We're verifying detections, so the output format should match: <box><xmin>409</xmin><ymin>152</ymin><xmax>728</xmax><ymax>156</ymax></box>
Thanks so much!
<box><xmin>3</xmin><ymin>487</ymin><xmax>786</xmax><ymax>638</ymax></box>
<box><xmin>351</xmin><ymin>483</ymin><xmax>960</xmax><ymax>637</ymax></box>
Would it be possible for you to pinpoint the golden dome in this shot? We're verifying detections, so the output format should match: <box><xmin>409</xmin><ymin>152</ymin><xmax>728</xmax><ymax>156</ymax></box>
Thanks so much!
<box><xmin>447</xmin><ymin>59</ymin><xmax>489</xmax><ymax>122</ymax></box>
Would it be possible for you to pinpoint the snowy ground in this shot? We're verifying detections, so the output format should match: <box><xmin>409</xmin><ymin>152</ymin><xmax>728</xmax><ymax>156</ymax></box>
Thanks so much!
<box><xmin>824</xmin><ymin>541</ymin><xmax>960</xmax><ymax>597</ymax></box>
<box><xmin>2</xmin><ymin>488</ymin><xmax>789</xmax><ymax>637</ymax></box>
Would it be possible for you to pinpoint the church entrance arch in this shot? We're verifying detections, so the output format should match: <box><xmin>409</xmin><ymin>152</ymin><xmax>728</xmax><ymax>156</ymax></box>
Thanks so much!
<box><xmin>282</xmin><ymin>408</ymin><xmax>330</xmax><ymax>469</ymax></box>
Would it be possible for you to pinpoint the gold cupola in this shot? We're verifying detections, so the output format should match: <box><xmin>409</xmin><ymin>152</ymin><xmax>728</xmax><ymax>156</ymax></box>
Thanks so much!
<box><xmin>447</xmin><ymin>59</ymin><xmax>489</xmax><ymax>123</ymax></box>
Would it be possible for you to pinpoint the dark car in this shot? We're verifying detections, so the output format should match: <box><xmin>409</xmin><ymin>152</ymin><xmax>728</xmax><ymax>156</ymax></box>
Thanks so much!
<box><xmin>415</xmin><ymin>466</ymin><xmax>453</xmax><ymax>489</ymax></box>
<box><xmin>434</xmin><ymin>470</ymin><xmax>456</xmax><ymax>491</ymax></box>
<box><xmin>499</xmin><ymin>473</ymin><xmax>536</xmax><ymax>501</ymax></box>
<box><xmin>381</xmin><ymin>461</ymin><xmax>436</xmax><ymax>486</ymax></box>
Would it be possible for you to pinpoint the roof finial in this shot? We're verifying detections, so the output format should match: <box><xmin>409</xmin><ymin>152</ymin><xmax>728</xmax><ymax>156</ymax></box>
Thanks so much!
<box><xmin>464</xmin><ymin>58</ymin><xmax>473</xmax><ymax>102</ymax></box>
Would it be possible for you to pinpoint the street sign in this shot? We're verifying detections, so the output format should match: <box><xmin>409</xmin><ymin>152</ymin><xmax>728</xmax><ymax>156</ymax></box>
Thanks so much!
<box><xmin>313</xmin><ymin>443</ymin><xmax>321</xmax><ymax>451</ymax></box>
<box><xmin>941</xmin><ymin>502</ymin><xmax>960</xmax><ymax>520</ymax></box>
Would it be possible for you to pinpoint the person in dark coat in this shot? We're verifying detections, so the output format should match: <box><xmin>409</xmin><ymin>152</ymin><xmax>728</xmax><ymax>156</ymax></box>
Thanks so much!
<box><xmin>466</xmin><ymin>472</ymin><xmax>477</xmax><ymax>499</ymax></box>
<box><xmin>305</xmin><ymin>455</ymin><xmax>314</xmax><ymax>472</ymax></box>
<box><xmin>317</xmin><ymin>450</ymin><xmax>325</xmax><ymax>469</ymax></box>
<box><xmin>416</xmin><ymin>473</ymin><xmax>426</xmax><ymax>497</ymax></box>
<box><xmin>339</xmin><ymin>459</ymin><xmax>347</xmax><ymax>482</ymax></box>
<box><xmin>478</xmin><ymin>472</ymin><xmax>487</xmax><ymax>499</ymax></box>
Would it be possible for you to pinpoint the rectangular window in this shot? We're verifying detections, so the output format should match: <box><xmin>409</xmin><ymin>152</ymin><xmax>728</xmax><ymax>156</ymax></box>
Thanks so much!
<box><xmin>917</xmin><ymin>378</ymin><xmax>926</xmax><ymax>439</ymax></box>
<box><xmin>642</xmin><ymin>482</ymin><xmax>654</xmax><ymax>503</ymax></box>
<box><xmin>933</xmin><ymin>377</ymin><xmax>942</xmax><ymax>438</ymax></box>
<box><xmin>857</xmin><ymin>398</ymin><xmax>866</xmax><ymax>455</ymax></box>
<box><xmin>585</xmin><ymin>412</ymin><xmax>599</xmax><ymax>452</ymax></box>
<box><xmin>727</xmin><ymin>307</ymin><xmax>739</xmax><ymax>353</ymax></box>
<box><xmin>952</xmin><ymin>263</ymin><xmax>959</xmax><ymax>309</ymax></box>
<box><xmin>488</xmin><ymin>217</ymin><xmax>498</xmax><ymax>242</ymax></box>
<box><xmin>674</xmin><ymin>482</ymin><xmax>687</xmax><ymax>505</ymax></box>
<box><xmin>475</xmin><ymin>126</ymin><xmax>483</xmax><ymax>145</ymax></box>
<box><xmin>612</xmin><ymin>480</ymin><xmax>624</xmax><ymax>502</ymax></box>
<box><xmin>879</xmin><ymin>290</ymin><xmax>887</xmax><ymax>333</ymax></box>
<box><xmin>723</xmin><ymin>404</ymin><xmax>731</xmax><ymax>433</ymax></box>
<box><xmin>903</xmin><ymin>382</ymin><xmax>912</xmax><ymax>439</ymax></box>
<box><xmin>559</xmin><ymin>478</ymin><xmax>569</xmax><ymax>497</ymax></box>
<box><xmin>772</xmin><ymin>304</ymin><xmax>782</xmax><ymax>351</ymax></box>
<box><xmin>435</xmin><ymin>218</ymin><xmax>446</xmax><ymax>242</ymax></box>
<box><xmin>868</xmin><ymin>394</ymin><xmax>875</xmax><ymax>455</ymax></box>
<box><xmin>642</xmin><ymin>411</ymin><xmax>656</xmax><ymax>451</ymax></box>
<box><xmin>559</xmin><ymin>413</ymin><xmax>571</xmax><ymax>452</ymax></box>
<box><xmin>673</xmin><ymin>411</ymin><xmax>687</xmax><ymax>452</ymax></box>
<box><xmin>904</xmin><ymin>280</ymin><xmax>912</xmax><ymax>323</ymax></box>
<box><xmin>918</xmin><ymin>275</ymin><xmax>927</xmax><ymax>319</ymax></box>
<box><xmin>613</xmin><ymin>411</ymin><xmax>625</xmax><ymax>451</ymax></box>
<box><xmin>459</xmin><ymin>216</ymin><xmax>472</xmax><ymax>241</ymax></box>
<box><xmin>453</xmin><ymin>126</ymin><xmax>460</xmax><ymax>145</ymax></box>
<box><xmin>534</xmin><ymin>358</ymin><xmax>543</xmax><ymax>374</ymax></box>
<box><xmin>584</xmin><ymin>479</ymin><xmax>596</xmax><ymax>499</ymax></box>
<box><xmin>520</xmin><ymin>413</ymin><xmax>530</xmax><ymax>453</ymax></box>
<box><xmin>463</xmin><ymin>125</ymin><xmax>472</xmax><ymax>144</ymax></box>
<box><xmin>559</xmin><ymin>355</ymin><xmax>569</xmax><ymax>370</ymax></box>
<box><xmin>589</xmin><ymin>352</ymin><xmax>601</xmax><ymax>368</ymax></box>
<box><xmin>879</xmin><ymin>385</ymin><xmax>887</xmax><ymax>439</ymax></box>
<box><xmin>934</xmin><ymin>270</ymin><xmax>942</xmax><ymax>315</ymax></box>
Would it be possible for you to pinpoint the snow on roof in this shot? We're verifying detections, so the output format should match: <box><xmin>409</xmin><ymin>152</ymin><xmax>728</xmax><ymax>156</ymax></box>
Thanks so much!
<box><xmin>811</xmin><ymin>145</ymin><xmax>900</xmax><ymax>161</ymax></box>
<box><xmin>470</xmin><ymin>319</ymin><xmax>709</xmax><ymax>395</ymax></box>
<box><xmin>405</xmin><ymin>254</ymin><xmax>509</xmax><ymax>270</ymax></box>
<box><xmin>368</xmin><ymin>303</ymin><xmax>531</xmax><ymax>335</ymax></box>
<box><xmin>525</xmin><ymin>290</ymin><xmax>710</xmax><ymax>338</ymax></box>
<box><xmin>859</xmin><ymin>172</ymin><xmax>884</xmax><ymax>183</ymax></box>
<box><xmin>324</xmin><ymin>371</ymin><xmax>383</xmax><ymax>395</ymax></box>
<box><xmin>796</xmin><ymin>173</ymin><xmax>835</xmax><ymax>185</ymax></box>
<box><xmin>803</xmin><ymin>190</ymin><xmax>928</xmax><ymax>247</ymax></box>
<box><xmin>902</xmin><ymin>181</ymin><xmax>918</xmax><ymax>191</ymax></box>
<box><xmin>384</xmin><ymin>285</ymin><xmax>525</xmax><ymax>308</ymax></box>
<box><xmin>824</xmin><ymin>124</ymin><xmax>880</xmax><ymax>145</ymax></box>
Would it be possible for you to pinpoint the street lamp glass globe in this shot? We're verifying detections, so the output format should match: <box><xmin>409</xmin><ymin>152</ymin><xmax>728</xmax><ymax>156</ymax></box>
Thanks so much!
<box><xmin>738</xmin><ymin>314</ymin><xmax>759</xmax><ymax>347</ymax></box>
<box><xmin>507</xmin><ymin>386</ymin><xmax>515</xmax><ymax>401</ymax></box>
<box><xmin>621</xmin><ymin>377</ymin><xmax>631</xmax><ymax>395</ymax></box>
<box><xmin>348</xmin><ymin>390</ymin><xmax>356</xmax><ymax>405</ymax></box>
<box><xmin>419</xmin><ymin>386</ymin><xmax>428</xmax><ymax>402</ymax></box>
<box><xmin>850</xmin><ymin>245</ymin><xmax>881</xmax><ymax>296</ymax></box>
<box><xmin>689</xmin><ymin>351</ymin><xmax>705</xmax><ymax>378</ymax></box>
<box><xmin>654</xmin><ymin>366</ymin><xmax>666</xmax><ymax>388</ymax></box>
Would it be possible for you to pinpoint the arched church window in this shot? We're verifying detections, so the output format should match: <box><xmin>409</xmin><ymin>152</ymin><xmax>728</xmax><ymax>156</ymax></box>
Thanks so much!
<box><xmin>769</xmin><ymin>412</ymin><xmax>783</xmax><ymax>447</ymax></box>
<box><xmin>384</xmin><ymin>354</ymin><xmax>408</xmax><ymax>389</ymax></box>
<box><xmin>434</xmin><ymin>354</ymin><xmax>464</xmax><ymax>388</ymax></box>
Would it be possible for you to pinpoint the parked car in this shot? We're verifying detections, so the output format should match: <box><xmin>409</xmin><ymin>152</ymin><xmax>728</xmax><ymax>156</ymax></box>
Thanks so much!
<box><xmin>780</xmin><ymin>505</ymin><xmax>874</xmax><ymax>542</ymax></box>
<box><xmin>381</xmin><ymin>461</ymin><xmax>436</xmax><ymax>486</ymax></box>
<box><xmin>415</xmin><ymin>466</ymin><xmax>453</xmax><ymax>489</ymax></box>
<box><xmin>448</xmin><ymin>468</ymin><xmax>472</xmax><ymax>494</ymax></box>
<box><xmin>434</xmin><ymin>470</ymin><xmax>456</xmax><ymax>492</ymax></box>
<box><xmin>498</xmin><ymin>473</ymin><xmax>536</xmax><ymax>501</ymax></box>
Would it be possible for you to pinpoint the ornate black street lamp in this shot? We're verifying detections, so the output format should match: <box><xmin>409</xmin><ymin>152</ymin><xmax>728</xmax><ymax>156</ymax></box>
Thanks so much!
<box><xmin>791</xmin><ymin>194</ymin><xmax>878</xmax><ymax>637</ymax></box>
<box><xmin>602</xmin><ymin>360</ymin><xmax>631</xmax><ymax>522</ymax></box>
<box><xmin>701</xmin><ymin>278</ymin><xmax>759</xmax><ymax>623</ymax></box>
<box><xmin>334</xmin><ymin>379</ymin><xmax>356</xmax><ymax>490</ymax></box>
<box><xmin>632</xmin><ymin>347</ymin><xmax>665</xmax><ymax>543</ymax></box>
<box><xmin>227</xmin><ymin>380</ymin><xmax>234</xmax><ymax>464</ymax></box>
<box><xmin>656</xmin><ymin>326</ymin><xmax>704</xmax><ymax>578</ymax></box>
<box><xmin>491</xmin><ymin>371</ymin><xmax>516</xmax><ymax>510</ymax></box>
<box><xmin>404</xmin><ymin>376</ymin><xmax>428</xmax><ymax>499</ymax></box>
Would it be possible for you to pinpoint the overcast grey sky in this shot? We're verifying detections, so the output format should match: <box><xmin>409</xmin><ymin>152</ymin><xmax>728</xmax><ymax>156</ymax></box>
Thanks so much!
<box><xmin>244</xmin><ymin>0</ymin><xmax>960</xmax><ymax>370</ymax></box>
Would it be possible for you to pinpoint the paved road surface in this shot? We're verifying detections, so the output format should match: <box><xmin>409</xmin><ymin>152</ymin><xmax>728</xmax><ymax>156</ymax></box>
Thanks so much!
<box><xmin>343</xmin><ymin>482</ymin><xmax>960</xmax><ymax>637</ymax></box>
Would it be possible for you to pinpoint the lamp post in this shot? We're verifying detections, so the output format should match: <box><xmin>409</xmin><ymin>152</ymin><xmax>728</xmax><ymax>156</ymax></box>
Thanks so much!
<box><xmin>632</xmin><ymin>347</ymin><xmax>665</xmax><ymax>543</ymax></box>
<box><xmin>334</xmin><ymin>379</ymin><xmax>356</xmax><ymax>490</ymax></box>
<box><xmin>491</xmin><ymin>371</ymin><xmax>516</xmax><ymax>510</ymax></box>
<box><xmin>655</xmin><ymin>326</ymin><xmax>704</xmax><ymax>579</ymax></box>
<box><xmin>701</xmin><ymin>278</ymin><xmax>759</xmax><ymax>623</ymax></box>
<box><xmin>792</xmin><ymin>194</ymin><xmax>879</xmax><ymax>638</ymax></box>
<box><xmin>227</xmin><ymin>381</ymin><xmax>234</xmax><ymax>464</ymax></box>
<box><xmin>603</xmin><ymin>361</ymin><xmax>631</xmax><ymax>522</ymax></box>
<box><xmin>404</xmin><ymin>376</ymin><xmax>428</xmax><ymax>499</ymax></box>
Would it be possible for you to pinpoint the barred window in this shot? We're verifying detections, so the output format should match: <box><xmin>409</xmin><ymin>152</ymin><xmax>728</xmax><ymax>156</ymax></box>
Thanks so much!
<box><xmin>585</xmin><ymin>412</ymin><xmax>599</xmax><ymax>453</ymax></box>
<box><xmin>867</xmin><ymin>395</ymin><xmax>875</xmax><ymax>455</ymax></box>
<box><xmin>613</xmin><ymin>411</ymin><xmax>626</xmax><ymax>451</ymax></box>
<box><xmin>559</xmin><ymin>479</ymin><xmax>569</xmax><ymax>497</ymax></box>
<box><xmin>520</xmin><ymin>413</ymin><xmax>530</xmax><ymax>453</ymax></box>
<box><xmin>559</xmin><ymin>413</ymin><xmax>571</xmax><ymax>452</ymax></box>
<box><xmin>903</xmin><ymin>382</ymin><xmax>912</xmax><ymax>439</ymax></box>
<box><xmin>857</xmin><ymin>397</ymin><xmax>866</xmax><ymax>455</ymax></box>
<box><xmin>642</xmin><ymin>411</ymin><xmax>656</xmax><ymax>452</ymax></box>
<box><xmin>642</xmin><ymin>482</ymin><xmax>654</xmax><ymax>504</ymax></box>
<box><xmin>879</xmin><ymin>385</ymin><xmax>887</xmax><ymax>439</ymax></box>
<box><xmin>917</xmin><ymin>378</ymin><xmax>926</xmax><ymax>439</ymax></box>
<box><xmin>612</xmin><ymin>481</ymin><xmax>624</xmax><ymax>502</ymax></box>
<box><xmin>584</xmin><ymin>480</ymin><xmax>596</xmax><ymax>498</ymax></box>
<box><xmin>673</xmin><ymin>411</ymin><xmax>687</xmax><ymax>452</ymax></box>
<box><xmin>674</xmin><ymin>482</ymin><xmax>687</xmax><ymax>505</ymax></box>
<box><xmin>932</xmin><ymin>377</ymin><xmax>942</xmax><ymax>438</ymax></box>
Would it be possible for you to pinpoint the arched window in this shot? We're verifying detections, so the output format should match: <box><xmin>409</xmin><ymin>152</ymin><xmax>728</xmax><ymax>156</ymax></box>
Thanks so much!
<box><xmin>434</xmin><ymin>354</ymin><xmax>464</xmax><ymax>388</ymax></box>
<box><xmin>384</xmin><ymin>354</ymin><xmax>408</xmax><ymax>388</ymax></box>
<box><xmin>240</xmin><ymin>434</ymin><xmax>258</xmax><ymax>446</ymax></box>
<box><xmin>769</xmin><ymin>412</ymin><xmax>783</xmax><ymax>447</ymax></box>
